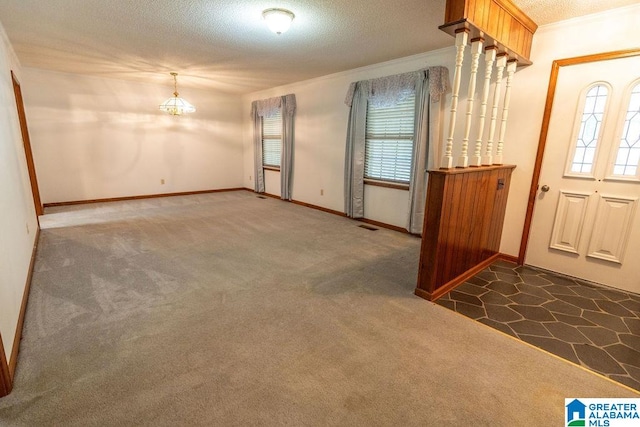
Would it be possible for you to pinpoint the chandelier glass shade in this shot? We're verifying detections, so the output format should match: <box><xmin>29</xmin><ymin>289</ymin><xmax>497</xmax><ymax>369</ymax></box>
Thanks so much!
<box><xmin>159</xmin><ymin>73</ymin><xmax>196</xmax><ymax>116</ymax></box>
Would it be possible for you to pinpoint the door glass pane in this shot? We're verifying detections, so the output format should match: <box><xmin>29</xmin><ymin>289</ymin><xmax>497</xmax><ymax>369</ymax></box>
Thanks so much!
<box><xmin>570</xmin><ymin>85</ymin><xmax>608</xmax><ymax>174</ymax></box>
<box><xmin>612</xmin><ymin>83</ymin><xmax>640</xmax><ymax>177</ymax></box>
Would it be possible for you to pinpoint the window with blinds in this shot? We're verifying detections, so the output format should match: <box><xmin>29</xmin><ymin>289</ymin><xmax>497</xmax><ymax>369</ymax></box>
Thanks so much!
<box><xmin>262</xmin><ymin>110</ymin><xmax>282</xmax><ymax>168</ymax></box>
<box><xmin>365</xmin><ymin>93</ymin><xmax>416</xmax><ymax>184</ymax></box>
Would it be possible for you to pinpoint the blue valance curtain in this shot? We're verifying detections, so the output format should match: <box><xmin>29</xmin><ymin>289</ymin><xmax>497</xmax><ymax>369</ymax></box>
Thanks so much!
<box><xmin>344</xmin><ymin>66</ymin><xmax>450</xmax><ymax>234</ymax></box>
<box><xmin>251</xmin><ymin>94</ymin><xmax>296</xmax><ymax>200</ymax></box>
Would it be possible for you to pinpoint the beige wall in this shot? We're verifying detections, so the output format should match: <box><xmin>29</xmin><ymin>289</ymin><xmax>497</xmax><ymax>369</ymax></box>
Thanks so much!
<box><xmin>499</xmin><ymin>4</ymin><xmax>640</xmax><ymax>256</ymax></box>
<box><xmin>21</xmin><ymin>68</ymin><xmax>245</xmax><ymax>204</ymax></box>
<box><xmin>0</xmin><ymin>23</ymin><xmax>39</xmax><ymax>362</ymax></box>
<box><xmin>243</xmin><ymin>48</ymin><xmax>454</xmax><ymax>228</ymax></box>
<box><xmin>2</xmin><ymin>10</ymin><xmax>638</xmax><ymax>365</ymax></box>
<box><xmin>243</xmin><ymin>4</ymin><xmax>640</xmax><ymax>250</ymax></box>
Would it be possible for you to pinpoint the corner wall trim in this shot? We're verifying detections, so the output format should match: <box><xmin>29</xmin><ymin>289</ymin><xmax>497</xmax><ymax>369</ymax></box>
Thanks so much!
<box><xmin>9</xmin><ymin>226</ymin><xmax>40</xmax><ymax>379</ymax></box>
<box><xmin>415</xmin><ymin>252</ymin><xmax>518</xmax><ymax>302</ymax></box>
<box><xmin>420</xmin><ymin>253</ymin><xmax>502</xmax><ymax>301</ymax></box>
<box><xmin>0</xmin><ymin>333</ymin><xmax>11</xmax><ymax>397</ymax></box>
<box><xmin>499</xmin><ymin>253</ymin><xmax>519</xmax><ymax>264</ymax></box>
<box><xmin>43</xmin><ymin>188</ymin><xmax>246</xmax><ymax>208</ymax></box>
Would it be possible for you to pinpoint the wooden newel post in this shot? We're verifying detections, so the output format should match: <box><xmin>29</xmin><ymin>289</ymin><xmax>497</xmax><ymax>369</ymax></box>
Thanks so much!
<box><xmin>483</xmin><ymin>54</ymin><xmax>507</xmax><ymax>165</ymax></box>
<box><xmin>442</xmin><ymin>29</ymin><xmax>468</xmax><ymax>169</ymax></box>
<box><xmin>458</xmin><ymin>38</ymin><xmax>484</xmax><ymax>168</ymax></box>
<box><xmin>471</xmin><ymin>46</ymin><xmax>496</xmax><ymax>167</ymax></box>
<box><xmin>495</xmin><ymin>59</ymin><xmax>517</xmax><ymax>165</ymax></box>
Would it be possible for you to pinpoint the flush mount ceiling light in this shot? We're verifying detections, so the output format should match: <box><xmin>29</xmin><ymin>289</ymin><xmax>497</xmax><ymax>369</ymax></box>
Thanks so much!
<box><xmin>159</xmin><ymin>72</ymin><xmax>196</xmax><ymax>116</ymax></box>
<box><xmin>262</xmin><ymin>8</ymin><xmax>295</xmax><ymax>35</ymax></box>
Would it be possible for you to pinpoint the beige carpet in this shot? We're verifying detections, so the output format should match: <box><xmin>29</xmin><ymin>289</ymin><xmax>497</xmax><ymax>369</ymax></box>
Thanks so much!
<box><xmin>0</xmin><ymin>191</ymin><xmax>636</xmax><ymax>426</ymax></box>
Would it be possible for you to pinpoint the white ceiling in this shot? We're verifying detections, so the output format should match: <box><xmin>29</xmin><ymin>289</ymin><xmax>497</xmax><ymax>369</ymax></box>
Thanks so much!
<box><xmin>0</xmin><ymin>0</ymin><xmax>637</xmax><ymax>94</ymax></box>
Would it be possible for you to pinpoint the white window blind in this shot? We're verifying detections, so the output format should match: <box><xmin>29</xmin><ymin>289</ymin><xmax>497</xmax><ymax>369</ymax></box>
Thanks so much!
<box><xmin>262</xmin><ymin>110</ymin><xmax>282</xmax><ymax>168</ymax></box>
<box><xmin>365</xmin><ymin>93</ymin><xmax>416</xmax><ymax>183</ymax></box>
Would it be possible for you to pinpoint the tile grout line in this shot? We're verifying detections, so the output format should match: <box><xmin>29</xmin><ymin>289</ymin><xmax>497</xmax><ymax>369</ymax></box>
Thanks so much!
<box><xmin>429</xmin><ymin>301</ymin><xmax>640</xmax><ymax>396</ymax></box>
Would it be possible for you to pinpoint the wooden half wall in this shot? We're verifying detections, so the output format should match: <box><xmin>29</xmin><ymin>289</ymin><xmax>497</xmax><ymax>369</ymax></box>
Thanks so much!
<box><xmin>440</xmin><ymin>0</ymin><xmax>537</xmax><ymax>64</ymax></box>
<box><xmin>415</xmin><ymin>165</ymin><xmax>515</xmax><ymax>300</ymax></box>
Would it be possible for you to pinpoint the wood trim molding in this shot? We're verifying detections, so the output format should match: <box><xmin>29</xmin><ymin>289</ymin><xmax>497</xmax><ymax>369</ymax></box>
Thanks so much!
<box><xmin>12</xmin><ymin>71</ymin><xmax>43</xmax><ymax>217</ymax></box>
<box><xmin>518</xmin><ymin>48</ymin><xmax>640</xmax><ymax>265</ymax></box>
<box><xmin>440</xmin><ymin>0</ymin><xmax>538</xmax><ymax>64</ymax></box>
<box><xmin>0</xmin><ymin>332</ymin><xmax>11</xmax><ymax>397</ymax></box>
<box><xmin>9</xmin><ymin>226</ymin><xmax>40</xmax><ymax>379</ymax></box>
<box><xmin>432</xmin><ymin>164</ymin><xmax>515</xmax><ymax>175</ymax></box>
<box><xmin>364</xmin><ymin>179</ymin><xmax>410</xmax><ymax>191</ymax></box>
<box><xmin>1</xmin><ymin>224</ymin><xmax>40</xmax><ymax>398</ymax></box>
<box><xmin>418</xmin><ymin>253</ymin><xmax>502</xmax><ymax>301</ymax></box>
<box><xmin>245</xmin><ymin>188</ymin><xmax>412</xmax><ymax>234</ymax></box>
<box><xmin>499</xmin><ymin>253</ymin><xmax>519</xmax><ymax>264</ymax></box>
<box><xmin>416</xmin><ymin>165</ymin><xmax>516</xmax><ymax>300</ymax></box>
<box><xmin>415</xmin><ymin>251</ymin><xmax>518</xmax><ymax>302</ymax></box>
<box><xmin>493</xmin><ymin>0</ymin><xmax>537</xmax><ymax>32</ymax></box>
<box><xmin>290</xmin><ymin>199</ymin><xmax>347</xmax><ymax>218</ymax></box>
<box><xmin>43</xmin><ymin>188</ymin><xmax>246</xmax><ymax>208</ymax></box>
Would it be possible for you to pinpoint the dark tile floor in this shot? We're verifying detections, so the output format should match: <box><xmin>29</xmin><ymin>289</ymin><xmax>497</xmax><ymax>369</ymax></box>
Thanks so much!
<box><xmin>436</xmin><ymin>260</ymin><xmax>640</xmax><ymax>391</ymax></box>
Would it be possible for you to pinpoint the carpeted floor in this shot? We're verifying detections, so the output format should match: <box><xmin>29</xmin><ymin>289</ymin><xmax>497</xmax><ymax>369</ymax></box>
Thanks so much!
<box><xmin>0</xmin><ymin>191</ymin><xmax>637</xmax><ymax>426</ymax></box>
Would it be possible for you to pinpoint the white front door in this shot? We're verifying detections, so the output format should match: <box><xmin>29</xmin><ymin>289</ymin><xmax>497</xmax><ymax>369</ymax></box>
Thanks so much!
<box><xmin>526</xmin><ymin>54</ymin><xmax>640</xmax><ymax>294</ymax></box>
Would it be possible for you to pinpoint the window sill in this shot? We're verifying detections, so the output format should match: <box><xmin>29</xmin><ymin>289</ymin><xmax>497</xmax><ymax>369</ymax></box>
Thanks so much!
<box><xmin>364</xmin><ymin>179</ymin><xmax>409</xmax><ymax>191</ymax></box>
<box><xmin>263</xmin><ymin>166</ymin><xmax>281</xmax><ymax>172</ymax></box>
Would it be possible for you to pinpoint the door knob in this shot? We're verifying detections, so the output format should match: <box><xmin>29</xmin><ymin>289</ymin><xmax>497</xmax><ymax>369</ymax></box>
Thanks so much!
<box><xmin>541</xmin><ymin>185</ymin><xmax>550</xmax><ymax>192</ymax></box>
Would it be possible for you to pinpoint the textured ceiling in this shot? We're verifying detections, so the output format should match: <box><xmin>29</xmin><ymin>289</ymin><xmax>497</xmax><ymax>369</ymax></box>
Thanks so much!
<box><xmin>514</xmin><ymin>0</ymin><xmax>640</xmax><ymax>25</ymax></box>
<box><xmin>0</xmin><ymin>0</ymin><xmax>636</xmax><ymax>94</ymax></box>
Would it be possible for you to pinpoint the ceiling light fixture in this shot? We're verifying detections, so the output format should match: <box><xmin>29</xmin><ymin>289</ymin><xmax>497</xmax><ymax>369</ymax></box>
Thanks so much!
<box><xmin>262</xmin><ymin>8</ymin><xmax>295</xmax><ymax>35</ymax></box>
<box><xmin>159</xmin><ymin>72</ymin><xmax>196</xmax><ymax>116</ymax></box>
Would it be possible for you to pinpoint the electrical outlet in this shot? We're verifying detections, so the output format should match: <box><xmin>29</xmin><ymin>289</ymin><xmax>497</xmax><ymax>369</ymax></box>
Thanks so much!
<box><xmin>161</xmin><ymin>179</ymin><xmax>165</xmax><ymax>185</ymax></box>
<box><xmin>320</xmin><ymin>189</ymin><xmax>324</xmax><ymax>196</ymax></box>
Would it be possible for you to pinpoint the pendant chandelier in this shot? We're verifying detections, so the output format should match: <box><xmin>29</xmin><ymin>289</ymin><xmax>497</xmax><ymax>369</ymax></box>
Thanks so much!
<box><xmin>159</xmin><ymin>72</ymin><xmax>196</xmax><ymax>115</ymax></box>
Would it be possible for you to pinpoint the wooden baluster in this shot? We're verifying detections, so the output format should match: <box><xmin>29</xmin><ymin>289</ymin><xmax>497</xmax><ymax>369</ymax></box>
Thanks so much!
<box><xmin>471</xmin><ymin>46</ymin><xmax>496</xmax><ymax>167</ymax></box>
<box><xmin>442</xmin><ymin>29</ymin><xmax>468</xmax><ymax>169</ymax></box>
<box><xmin>483</xmin><ymin>54</ymin><xmax>507</xmax><ymax>166</ymax></box>
<box><xmin>458</xmin><ymin>38</ymin><xmax>483</xmax><ymax>168</ymax></box>
<box><xmin>495</xmin><ymin>60</ymin><xmax>517</xmax><ymax>165</ymax></box>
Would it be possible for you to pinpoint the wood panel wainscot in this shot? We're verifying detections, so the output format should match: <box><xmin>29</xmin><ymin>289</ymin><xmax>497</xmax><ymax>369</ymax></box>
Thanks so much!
<box><xmin>440</xmin><ymin>0</ymin><xmax>537</xmax><ymax>64</ymax></box>
<box><xmin>415</xmin><ymin>165</ymin><xmax>515</xmax><ymax>301</ymax></box>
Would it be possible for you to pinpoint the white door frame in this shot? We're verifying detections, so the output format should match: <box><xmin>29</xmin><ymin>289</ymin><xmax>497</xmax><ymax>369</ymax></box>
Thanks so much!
<box><xmin>518</xmin><ymin>48</ymin><xmax>640</xmax><ymax>265</ymax></box>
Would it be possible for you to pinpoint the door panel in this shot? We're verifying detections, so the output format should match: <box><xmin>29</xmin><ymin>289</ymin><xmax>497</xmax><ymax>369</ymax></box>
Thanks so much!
<box><xmin>527</xmin><ymin>55</ymin><xmax>640</xmax><ymax>294</ymax></box>
<box><xmin>586</xmin><ymin>195</ymin><xmax>637</xmax><ymax>264</ymax></box>
<box><xmin>549</xmin><ymin>191</ymin><xmax>591</xmax><ymax>254</ymax></box>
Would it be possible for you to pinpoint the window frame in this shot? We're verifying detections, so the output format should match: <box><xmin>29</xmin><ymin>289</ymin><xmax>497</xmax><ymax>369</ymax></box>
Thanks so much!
<box><xmin>605</xmin><ymin>78</ymin><xmax>640</xmax><ymax>182</ymax></box>
<box><xmin>364</xmin><ymin>93</ymin><xmax>416</xmax><ymax>187</ymax></box>
<box><xmin>262</xmin><ymin>109</ymin><xmax>282</xmax><ymax>171</ymax></box>
<box><xmin>563</xmin><ymin>82</ymin><xmax>612</xmax><ymax>180</ymax></box>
